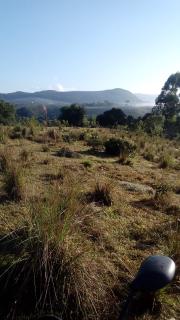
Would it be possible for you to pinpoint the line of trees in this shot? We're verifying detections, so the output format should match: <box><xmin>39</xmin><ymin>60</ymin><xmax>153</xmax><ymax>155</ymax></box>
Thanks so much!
<box><xmin>0</xmin><ymin>72</ymin><xmax>180</xmax><ymax>137</ymax></box>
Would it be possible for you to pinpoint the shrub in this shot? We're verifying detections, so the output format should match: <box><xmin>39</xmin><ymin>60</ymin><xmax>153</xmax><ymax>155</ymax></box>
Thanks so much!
<box><xmin>153</xmin><ymin>182</ymin><xmax>173</xmax><ymax>209</ymax></box>
<box><xmin>89</xmin><ymin>181</ymin><xmax>113</xmax><ymax>206</ymax></box>
<box><xmin>62</xmin><ymin>131</ymin><xmax>85</xmax><ymax>143</ymax></box>
<box><xmin>104</xmin><ymin>138</ymin><xmax>136</xmax><ymax>159</ymax></box>
<box><xmin>159</xmin><ymin>153</ymin><xmax>174</xmax><ymax>169</ymax></box>
<box><xmin>87</xmin><ymin>133</ymin><xmax>104</xmax><ymax>151</ymax></box>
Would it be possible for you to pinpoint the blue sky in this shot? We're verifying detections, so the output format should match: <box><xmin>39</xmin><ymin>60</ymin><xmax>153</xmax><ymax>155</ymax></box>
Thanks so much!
<box><xmin>0</xmin><ymin>0</ymin><xmax>180</xmax><ymax>94</ymax></box>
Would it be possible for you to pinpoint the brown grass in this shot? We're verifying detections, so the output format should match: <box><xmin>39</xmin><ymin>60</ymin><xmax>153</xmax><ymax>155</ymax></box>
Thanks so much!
<box><xmin>0</xmin><ymin>126</ymin><xmax>179</xmax><ymax>319</ymax></box>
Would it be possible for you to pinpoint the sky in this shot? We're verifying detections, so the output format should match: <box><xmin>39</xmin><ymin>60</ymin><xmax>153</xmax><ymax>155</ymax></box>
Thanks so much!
<box><xmin>0</xmin><ymin>0</ymin><xmax>180</xmax><ymax>94</ymax></box>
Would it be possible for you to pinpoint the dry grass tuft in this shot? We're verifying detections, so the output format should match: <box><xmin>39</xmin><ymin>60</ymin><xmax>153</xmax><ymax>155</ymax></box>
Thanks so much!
<box><xmin>153</xmin><ymin>182</ymin><xmax>173</xmax><ymax>209</ymax></box>
<box><xmin>0</xmin><ymin>180</ymin><xmax>119</xmax><ymax>319</ymax></box>
<box><xmin>3</xmin><ymin>163</ymin><xmax>25</xmax><ymax>201</ymax></box>
<box><xmin>88</xmin><ymin>181</ymin><xmax>113</xmax><ymax>206</ymax></box>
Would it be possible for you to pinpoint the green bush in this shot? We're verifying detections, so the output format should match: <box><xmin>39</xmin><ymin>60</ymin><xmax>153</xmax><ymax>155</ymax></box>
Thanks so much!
<box><xmin>104</xmin><ymin>138</ymin><xmax>136</xmax><ymax>158</ymax></box>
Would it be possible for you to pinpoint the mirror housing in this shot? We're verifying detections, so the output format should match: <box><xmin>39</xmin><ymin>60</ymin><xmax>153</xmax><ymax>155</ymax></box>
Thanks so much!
<box><xmin>131</xmin><ymin>255</ymin><xmax>176</xmax><ymax>292</ymax></box>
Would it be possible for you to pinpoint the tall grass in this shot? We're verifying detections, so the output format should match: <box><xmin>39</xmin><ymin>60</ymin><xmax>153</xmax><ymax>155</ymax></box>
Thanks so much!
<box><xmin>0</xmin><ymin>177</ymin><xmax>118</xmax><ymax>319</ymax></box>
<box><xmin>0</xmin><ymin>148</ymin><xmax>26</xmax><ymax>201</ymax></box>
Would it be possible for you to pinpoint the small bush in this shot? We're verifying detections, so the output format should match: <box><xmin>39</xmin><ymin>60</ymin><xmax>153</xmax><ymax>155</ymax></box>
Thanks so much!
<box><xmin>159</xmin><ymin>153</ymin><xmax>174</xmax><ymax>169</ymax></box>
<box><xmin>89</xmin><ymin>181</ymin><xmax>113</xmax><ymax>206</ymax></box>
<box><xmin>87</xmin><ymin>133</ymin><xmax>104</xmax><ymax>151</ymax></box>
<box><xmin>104</xmin><ymin>138</ymin><xmax>136</xmax><ymax>164</ymax></box>
<box><xmin>153</xmin><ymin>182</ymin><xmax>173</xmax><ymax>209</ymax></box>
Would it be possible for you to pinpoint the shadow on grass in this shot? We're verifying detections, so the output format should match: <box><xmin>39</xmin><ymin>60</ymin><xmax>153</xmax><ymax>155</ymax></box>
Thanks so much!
<box><xmin>131</xmin><ymin>198</ymin><xmax>155</xmax><ymax>210</ymax></box>
<box><xmin>78</xmin><ymin>148</ymin><xmax>112</xmax><ymax>159</ymax></box>
<box><xmin>0</xmin><ymin>193</ymin><xmax>10</xmax><ymax>204</ymax></box>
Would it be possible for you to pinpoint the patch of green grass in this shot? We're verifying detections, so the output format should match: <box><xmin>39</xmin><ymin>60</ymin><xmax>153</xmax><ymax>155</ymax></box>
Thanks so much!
<box><xmin>82</xmin><ymin>159</ymin><xmax>92</xmax><ymax>168</ymax></box>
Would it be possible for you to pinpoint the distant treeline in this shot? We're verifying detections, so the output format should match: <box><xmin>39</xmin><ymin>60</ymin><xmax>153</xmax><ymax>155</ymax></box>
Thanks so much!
<box><xmin>0</xmin><ymin>72</ymin><xmax>180</xmax><ymax>138</ymax></box>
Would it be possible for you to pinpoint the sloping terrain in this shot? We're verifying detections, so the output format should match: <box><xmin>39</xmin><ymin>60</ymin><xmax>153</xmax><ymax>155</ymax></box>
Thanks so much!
<box><xmin>0</xmin><ymin>126</ymin><xmax>179</xmax><ymax>319</ymax></box>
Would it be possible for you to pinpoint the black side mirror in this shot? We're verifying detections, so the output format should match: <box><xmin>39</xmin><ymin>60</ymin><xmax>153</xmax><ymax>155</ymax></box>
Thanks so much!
<box><xmin>119</xmin><ymin>255</ymin><xmax>176</xmax><ymax>319</ymax></box>
<box><xmin>131</xmin><ymin>255</ymin><xmax>176</xmax><ymax>292</ymax></box>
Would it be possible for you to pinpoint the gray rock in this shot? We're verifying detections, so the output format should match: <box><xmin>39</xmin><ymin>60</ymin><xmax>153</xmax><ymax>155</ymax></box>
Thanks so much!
<box><xmin>119</xmin><ymin>181</ymin><xmax>155</xmax><ymax>195</ymax></box>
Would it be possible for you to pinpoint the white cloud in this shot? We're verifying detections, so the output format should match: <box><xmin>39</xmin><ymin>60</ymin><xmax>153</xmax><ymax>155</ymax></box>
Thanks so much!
<box><xmin>48</xmin><ymin>83</ymin><xmax>76</xmax><ymax>92</ymax></box>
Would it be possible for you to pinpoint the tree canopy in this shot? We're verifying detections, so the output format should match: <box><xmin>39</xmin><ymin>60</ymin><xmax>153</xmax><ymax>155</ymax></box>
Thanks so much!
<box><xmin>96</xmin><ymin>108</ymin><xmax>127</xmax><ymax>127</ymax></box>
<box><xmin>153</xmin><ymin>72</ymin><xmax>180</xmax><ymax>118</ymax></box>
<box><xmin>59</xmin><ymin>104</ymin><xmax>86</xmax><ymax>126</ymax></box>
<box><xmin>16</xmin><ymin>107</ymin><xmax>33</xmax><ymax>119</ymax></box>
<box><xmin>0</xmin><ymin>100</ymin><xmax>16</xmax><ymax>125</ymax></box>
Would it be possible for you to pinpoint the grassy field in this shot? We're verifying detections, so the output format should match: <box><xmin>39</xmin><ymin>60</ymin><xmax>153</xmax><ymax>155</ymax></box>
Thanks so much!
<box><xmin>0</xmin><ymin>125</ymin><xmax>179</xmax><ymax>320</ymax></box>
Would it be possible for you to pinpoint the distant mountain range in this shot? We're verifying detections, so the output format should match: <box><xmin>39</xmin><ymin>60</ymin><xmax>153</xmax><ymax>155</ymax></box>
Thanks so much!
<box><xmin>0</xmin><ymin>88</ymin><xmax>155</xmax><ymax>119</ymax></box>
<box><xmin>0</xmin><ymin>88</ymin><xmax>141</xmax><ymax>106</ymax></box>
